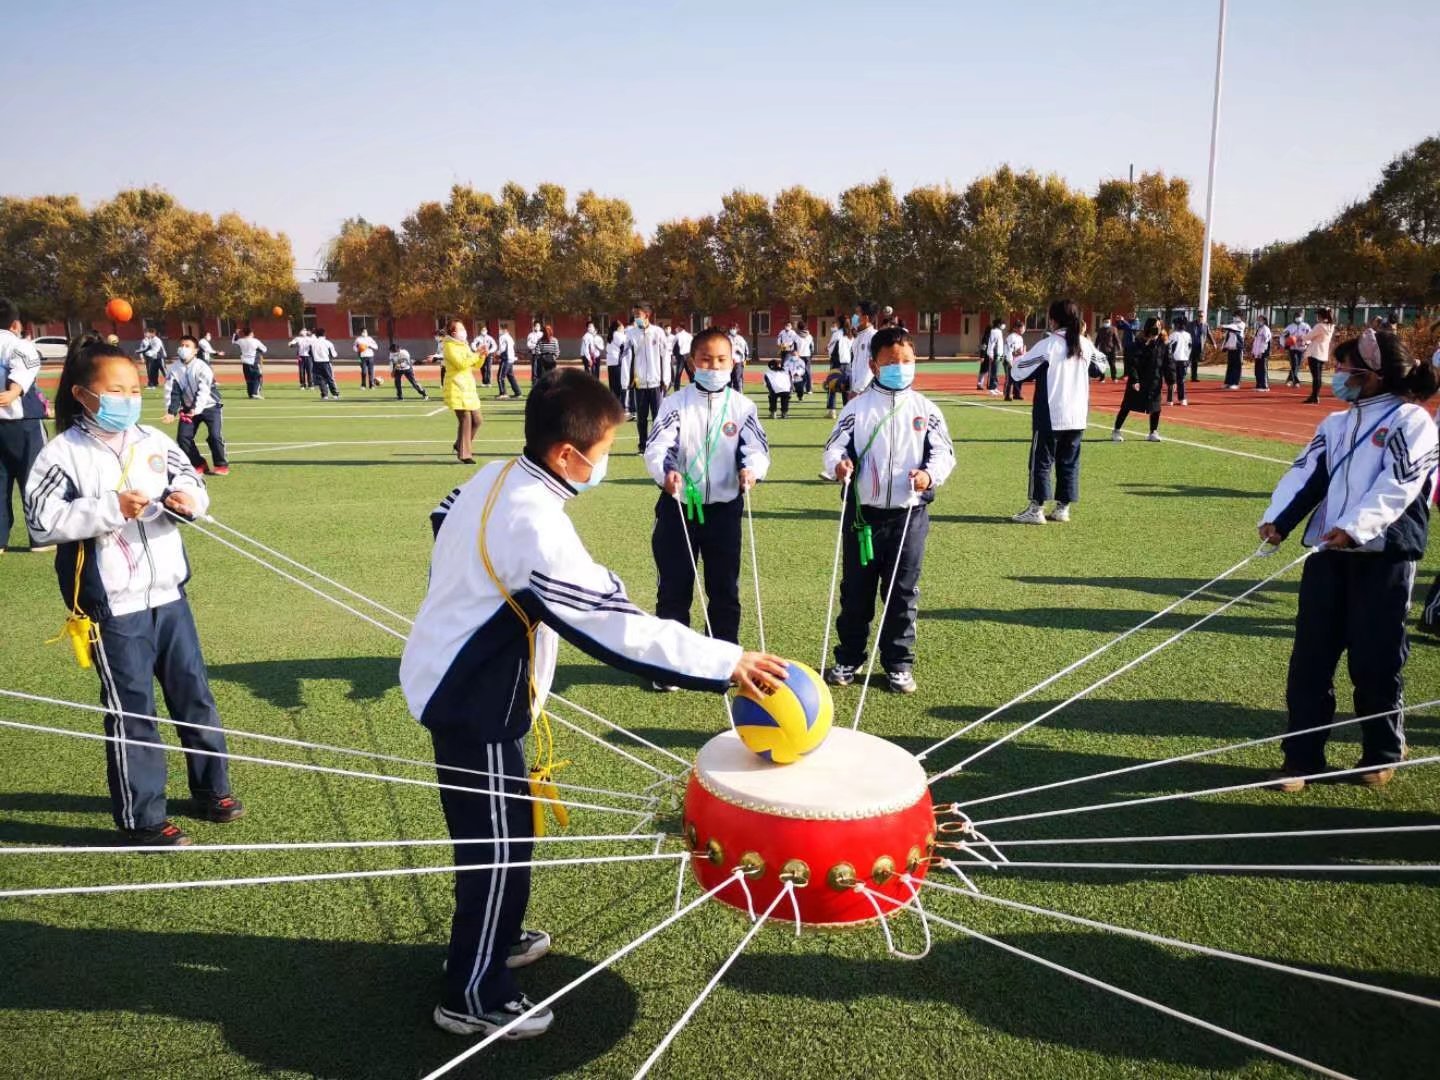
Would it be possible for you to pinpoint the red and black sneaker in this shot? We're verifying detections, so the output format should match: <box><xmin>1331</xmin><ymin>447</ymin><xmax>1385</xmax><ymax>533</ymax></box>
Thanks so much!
<box><xmin>212</xmin><ymin>465</ymin><xmax>230</xmax><ymax>476</ymax></box>
<box><xmin>199</xmin><ymin>794</ymin><xmax>246</xmax><ymax>823</ymax></box>
<box><xmin>122</xmin><ymin>820</ymin><xmax>193</xmax><ymax>847</ymax></box>
<box><xmin>194</xmin><ymin>462</ymin><xmax>209</xmax><ymax>475</ymax></box>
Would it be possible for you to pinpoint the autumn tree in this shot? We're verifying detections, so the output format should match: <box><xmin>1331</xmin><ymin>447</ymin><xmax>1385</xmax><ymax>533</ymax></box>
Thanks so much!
<box><xmin>827</xmin><ymin>178</ymin><xmax>904</xmax><ymax>308</ymax></box>
<box><xmin>494</xmin><ymin>182</ymin><xmax>571</xmax><ymax>323</ymax></box>
<box><xmin>80</xmin><ymin>187</ymin><xmax>184</xmax><ymax>323</ymax></box>
<box><xmin>566</xmin><ymin>191</ymin><xmax>641</xmax><ymax>322</ymax></box>
<box><xmin>0</xmin><ymin>195</ymin><xmax>89</xmax><ymax>325</ymax></box>
<box><xmin>710</xmin><ymin>190</ymin><xmax>774</xmax><ymax>336</ymax></box>
<box><xmin>898</xmin><ymin>185</ymin><xmax>964</xmax><ymax>358</ymax></box>
<box><xmin>327</xmin><ymin>217</ymin><xmax>405</xmax><ymax>340</ymax></box>
<box><xmin>635</xmin><ymin>217</ymin><xmax>721</xmax><ymax>323</ymax></box>
<box><xmin>1372</xmin><ymin>134</ymin><xmax>1440</xmax><ymax>247</ymax></box>
<box><xmin>1090</xmin><ymin>172</ymin><xmax>1202</xmax><ymax>315</ymax></box>
<box><xmin>769</xmin><ymin>186</ymin><xmax>832</xmax><ymax>322</ymax></box>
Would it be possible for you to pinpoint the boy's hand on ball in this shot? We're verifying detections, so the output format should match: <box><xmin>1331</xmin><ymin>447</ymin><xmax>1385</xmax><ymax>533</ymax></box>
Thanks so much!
<box><xmin>833</xmin><ymin>458</ymin><xmax>854</xmax><ymax>483</ymax></box>
<box><xmin>1258</xmin><ymin>523</ymin><xmax>1282</xmax><ymax>545</ymax></box>
<box><xmin>164</xmin><ymin>491</ymin><xmax>197</xmax><ymax>517</ymax></box>
<box><xmin>664</xmin><ymin>471</ymin><xmax>684</xmax><ymax>497</ymax></box>
<box><xmin>733</xmin><ymin>652</ymin><xmax>789</xmax><ymax>697</ymax></box>
<box><xmin>1319</xmin><ymin>527</ymin><xmax>1356</xmax><ymax>550</ymax></box>
<box><xmin>118</xmin><ymin>490</ymin><xmax>150</xmax><ymax>520</ymax></box>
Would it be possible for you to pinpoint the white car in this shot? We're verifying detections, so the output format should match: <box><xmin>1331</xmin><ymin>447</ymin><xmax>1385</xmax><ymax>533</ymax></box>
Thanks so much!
<box><xmin>33</xmin><ymin>336</ymin><xmax>69</xmax><ymax>362</ymax></box>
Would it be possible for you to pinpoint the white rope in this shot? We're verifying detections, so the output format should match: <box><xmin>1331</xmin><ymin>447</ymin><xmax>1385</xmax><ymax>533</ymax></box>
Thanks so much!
<box><xmin>929</xmin><ymin>550</ymin><xmax>1312</xmax><ymax>782</ymax></box>
<box><xmin>0</xmin><ymin>851</ymin><xmax>687</xmax><ymax>900</ymax></box>
<box><xmin>0</xmin><ymin>833</ymin><xmax>666</xmax><ymax>856</ymax></box>
<box><xmin>671</xmin><ymin>497</ymin><xmax>735</xmax><ymax>730</ymax></box>
<box><xmin>921</xmin><ymin>873</ymin><xmax>1440</xmax><ymax>1010</ymax></box>
<box><xmin>418</xmin><ymin>870</ymin><xmax>747</xmax><ymax>1080</ymax></box>
<box><xmin>972</xmin><ymin>752</ymin><xmax>1440</xmax><ymax>829</ymax></box>
<box><xmin>955</xmin><ymin>698</ymin><xmax>1440</xmax><ymax>811</ymax></box>
<box><xmin>632</xmin><ymin>881</ymin><xmax>793</xmax><ymax>1079</ymax></box>
<box><xmin>955</xmin><ymin>860</ymin><xmax>1440</xmax><ymax>875</ymax></box>
<box><xmin>170</xmin><ymin>513</ymin><xmax>409</xmax><ymax>642</ymax></box>
<box><xmin>983</xmin><ymin>824</ymin><xmax>1440</xmax><ymax>848</ymax></box>
<box><xmin>546</xmin><ymin>711</ymin><xmax>670</xmax><ymax>780</ymax></box>
<box><xmin>197</xmin><ymin>514</ymin><xmax>416</xmax><ymax>627</ymax></box>
<box><xmin>819</xmin><ymin>478</ymin><xmax>850</xmax><ymax>672</ymax></box>
<box><xmin>0</xmin><ymin>717</ymin><xmax>648</xmax><ymax>819</ymax></box>
<box><xmin>877</xmin><ymin>889</ymin><xmax>1358</xmax><ymax>1080</ymax></box>
<box><xmin>852</xmin><ymin>488</ymin><xmax>917</xmax><ymax>731</ymax></box>
<box><xmin>916</xmin><ymin>548</ymin><xmax>1262</xmax><ymax>762</ymax></box>
<box><xmin>0</xmin><ymin>687</ymin><xmax>655</xmax><ymax>807</ymax></box>
<box><xmin>743</xmin><ymin>487</ymin><xmax>766</xmax><ymax>654</ymax></box>
<box><xmin>547</xmin><ymin>694</ymin><xmax>692</xmax><ymax>770</ymax></box>
<box><xmin>857</xmin><ymin>877</ymin><xmax>932</xmax><ymax>960</ymax></box>
<box><xmin>672</xmin><ymin>851</ymin><xmax>690</xmax><ymax>913</ymax></box>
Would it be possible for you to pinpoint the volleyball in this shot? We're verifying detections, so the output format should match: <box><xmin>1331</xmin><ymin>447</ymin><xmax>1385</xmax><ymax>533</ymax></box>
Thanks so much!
<box><xmin>105</xmin><ymin>298</ymin><xmax>133</xmax><ymax>323</ymax></box>
<box><xmin>732</xmin><ymin>660</ymin><xmax>833</xmax><ymax>764</ymax></box>
<box><xmin>272</xmin><ymin>305</ymin><xmax>285</xmax><ymax>317</ymax></box>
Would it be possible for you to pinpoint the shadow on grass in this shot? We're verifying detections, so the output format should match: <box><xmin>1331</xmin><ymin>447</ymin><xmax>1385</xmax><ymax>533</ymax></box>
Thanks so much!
<box><xmin>207</xmin><ymin>656</ymin><xmax>402</xmax><ymax>709</ymax></box>
<box><xmin>0</xmin><ymin>792</ymin><xmax>118</xmax><ymax>847</ymax></box>
<box><xmin>724</xmin><ymin>926</ymin><xmax>1440</xmax><ymax>1078</ymax></box>
<box><xmin>1118</xmin><ymin>482</ymin><xmax>1271</xmax><ymax>500</ymax></box>
<box><xmin>0</xmin><ymin>919</ymin><xmax>638</xmax><ymax>1080</ymax></box>
<box><xmin>1005</xmin><ymin>573</ymin><xmax>1301</xmax><ymax>599</ymax></box>
<box><xmin>929</xmin><ymin>606</ymin><xmax>1293</xmax><ymax>638</ymax></box>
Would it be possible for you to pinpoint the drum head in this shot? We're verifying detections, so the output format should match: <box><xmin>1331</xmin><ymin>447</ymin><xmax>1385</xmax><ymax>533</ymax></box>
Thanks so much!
<box><xmin>693</xmin><ymin>728</ymin><xmax>926</xmax><ymax>820</ymax></box>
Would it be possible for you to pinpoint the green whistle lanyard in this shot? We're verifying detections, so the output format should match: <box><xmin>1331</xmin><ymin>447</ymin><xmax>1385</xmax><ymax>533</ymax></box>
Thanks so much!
<box><xmin>682</xmin><ymin>388</ymin><xmax>732</xmax><ymax>524</ymax></box>
<box><xmin>849</xmin><ymin>400</ymin><xmax>905</xmax><ymax>566</ymax></box>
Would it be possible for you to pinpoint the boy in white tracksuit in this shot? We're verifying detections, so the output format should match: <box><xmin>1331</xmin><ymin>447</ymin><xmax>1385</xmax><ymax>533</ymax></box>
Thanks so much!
<box><xmin>162</xmin><ymin>335</ymin><xmax>227</xmax><ymax>474</ymax></box>
<box><xmin>821</xmin><ymin>327</ymin><xmax>954</xmax><ymax>694</ymax></box>
<box><xmin>644</xmin><ymin>327</ymin><xmax>770</xmax><ymax>652</ymax></box>
<box><xmin>402</xmin><ymin>369</ymin><xmax>782</xmax><ymax>1038</ymax></box>
<box><xmin>1260</xmin><ymin>329</ymin><xmax>1438</xmax><ymax>790</ymax></box>
<box><xmin>624</xmin><ymin>304</ymin><xmax>671</xmax><ymax>450</ymax></box>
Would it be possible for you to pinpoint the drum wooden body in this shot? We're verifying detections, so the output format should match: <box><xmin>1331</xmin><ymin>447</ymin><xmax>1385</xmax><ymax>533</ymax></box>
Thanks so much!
<box><xmin>683</xmin><ymin>728</ymin><xmax>934</xmax><ymax>925</ymax></box>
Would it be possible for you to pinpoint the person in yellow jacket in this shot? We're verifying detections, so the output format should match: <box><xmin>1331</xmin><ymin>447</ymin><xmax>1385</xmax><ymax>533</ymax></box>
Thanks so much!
<box><xmin>443</xmin><ymin>319</ymin><xmax>484</xmax><ymax>463</ymax></box>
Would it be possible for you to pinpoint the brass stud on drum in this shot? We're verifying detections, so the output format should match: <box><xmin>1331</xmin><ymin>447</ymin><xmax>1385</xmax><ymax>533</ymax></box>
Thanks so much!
<box><xmin>706</xmin><ymin>839</ymin><xmax>725</xmax><ymax>866</ymax></box>
<box><xmin>780</xmin><ymin>859</ymin><xmax>811</xmax><ymax>887</ymax></box>
<box><xmin>906</xmin><ymin>846</ymin><xmax>924</xmax><ymax>874</ymax></box>
<box><xmin>871</xmin><ymin>855</ymin><xmax>897</xmax><ymax>885</ymax></box>
<box><xmin>739</xmin><ymin>852</ymin><xmax>766</xmax><ymax>879</ymax></box>
<box><xmin>684</xmin><ymin>822</ymin><xmax>699</xmax><ymax>850</ymax></box>
<box><xmin>827</xmin><ymin>862</ymin><xmax>858</xmax><ymax>890</ymax></box>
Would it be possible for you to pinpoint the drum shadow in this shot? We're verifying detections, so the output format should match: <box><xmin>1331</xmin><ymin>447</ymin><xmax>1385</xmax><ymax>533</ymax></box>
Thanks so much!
<box><xmin>725</xmin><ymin>928</ymin><xmax>1437</xmax><ymax>1077</ymax></box>
<box><xmin>0</xmin><ymin>918</ymin><xmax>638</xmax><ymax>1080</ymax></box>
<box><xmin>207</xmin><ymin>656</ymin><xmax>403</xmax><ymax>710</ymax></box>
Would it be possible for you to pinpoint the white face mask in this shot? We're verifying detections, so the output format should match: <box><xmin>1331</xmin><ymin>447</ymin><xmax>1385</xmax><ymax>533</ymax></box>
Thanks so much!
<box><xmin>178</xmin><ymin>346</ymin><xmax>196</xmax><ymax>361</ymax></box>
<box><xmin>570</xmin><ymin>448</ymin><xmax>608</xmax><ymax>492</ymax></box>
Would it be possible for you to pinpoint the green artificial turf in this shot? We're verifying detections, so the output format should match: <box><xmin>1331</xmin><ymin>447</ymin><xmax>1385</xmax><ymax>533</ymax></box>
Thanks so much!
<box><xmin>1</xmin><ymin>374</ymin><xmax>1437</xmax><ymax>1080</ymax></box>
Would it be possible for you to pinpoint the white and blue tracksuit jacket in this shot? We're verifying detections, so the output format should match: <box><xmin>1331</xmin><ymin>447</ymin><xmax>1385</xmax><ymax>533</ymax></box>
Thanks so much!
<box><xmin>822</xmin><ymin>385</ymin><xmax>956</xmax><ymax>509</ymax></box>
<box><xmin>1010</xmin><ymin>330</ymin><xmax>1107</xmax><ymax>432</ymax></box>
<box><xmin>643</xmin><ymin>385</ymin><xmax>770</xmax><ymax>504</ymax></box>
<box><xmin>25</xmin><ymin>422</ymin><xmax>209</xmax><ymax>619</ymax></box>
<box><xmin>401</xmin><ymin>455</ymin><xmax>740</xmax><ymax>740</ymax></box>
<box><xmin>165</xmin><ymin>358</ymin><xmax>222</xmax><ymax>415</ymax></box>
<box><xmin>1262</xmin><ymin>394</ymin><xmax>1438</xmax><ymax>558</ymax></box>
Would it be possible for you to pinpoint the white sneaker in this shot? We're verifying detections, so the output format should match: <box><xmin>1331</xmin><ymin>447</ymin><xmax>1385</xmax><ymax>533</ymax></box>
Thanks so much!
<box><xmin>826</xmin><ymin>409</ymin><xmax>836</xmax><ymax>419</ymax></box>
<box><xmin>1147</xmin><ymin>432</ymin><xmax>1163</xmax><ymax>442</ymax></box>
<box><xmin>1050</xmin><ymin>503</ymin><xmax>1071</xmax><ymax>522</ymax></box>
<box><xmin>433</xmin><ymin>998</ymin><xmax>554</xmax><ymax>1039</ymax></box>
<box><xmin>651</xmin><ymin>681</ymin><xmax>679</xmax><ymax>693</ymax></box>
<box><xmin>1178</xmin><ymin>400</ymin><xmax>1189</xmax><ymax>407</ymax></box>
<box><xmin>1256</xmin><ymin>387</ymin><xmax>1270</xmax><ymax>393</ymax></box>
<box><xmin>1110</xmin><ymin>431</ymin><xmax>1124</xmax><ymax>443</ymax></box>
<box><xmin>987</xmin><ymin>389</ymin><xmax>1001</xmax><ymax>396</ymax></box>
<box><xmin>507</xmin><ymin>928</ymin><xmax>552</xmax><ymax>968</ymax></box>
<box><xmin>1011</xmin><ymin>504</ymin><xmax>1047</xmax><ymax>525</ymax></box>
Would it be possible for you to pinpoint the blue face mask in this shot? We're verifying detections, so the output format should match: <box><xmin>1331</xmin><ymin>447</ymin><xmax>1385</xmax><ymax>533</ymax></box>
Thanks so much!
<box><xmin>635</xmin><ymin>317</ymin><xmax>648</xmax><ymax>329</ymax></box>
<box><xmin>1331</xmin><ymin>371</ymin><xmax>1363</xmax><ymax>403</ymax></box>
<box><xmin>694</xmin><ymin>368</ymin><xmax>730</xmax><ymax>392</ymax></box>
<box><xmin>876</xmin><ymin>363</ymin><xmax>914</xmax><ymax>391</ymax></box>
<box><xmin>850</xmin><ymin>314</ymin><xmax>861</xmax><ymax>330</ymax></box>
<box><xmin>86</xmin><ymin>390</ymin><xmax>142</xmax><ymax>433</ymax></box>
<box><xmin>570</xmin><ymin>449</ymin><xmax>608</xmax><ymax>492</ymax></box>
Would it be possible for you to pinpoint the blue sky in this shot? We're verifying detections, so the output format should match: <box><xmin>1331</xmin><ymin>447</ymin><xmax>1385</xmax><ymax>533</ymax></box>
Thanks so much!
<box><xmin>12</xmin><ymin>0</ymin><xmax>1439</xmax><ymax>275</ymax></box>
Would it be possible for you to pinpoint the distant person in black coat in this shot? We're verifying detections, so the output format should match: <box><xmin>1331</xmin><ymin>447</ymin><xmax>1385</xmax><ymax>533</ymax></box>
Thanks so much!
<box><xmin>1111</xmin><ymin>317</ymin><xmax>1167</xmax><ymax>442</ymax></box>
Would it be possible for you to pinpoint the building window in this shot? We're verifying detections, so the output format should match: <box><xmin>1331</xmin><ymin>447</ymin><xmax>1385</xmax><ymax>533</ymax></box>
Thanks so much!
<box><xmin>142</xmin><ymin>317</ymin><xmax>165</xmax><ymax>333</ymax></box>
<box><xmin>1025</xmin><ymin>312</ymin><xmax>1047</xmax><ymax>331</ymax></box>
<box><xmin>349</xmin><ymin>313</ymin><xmax>378</xmax><ymax>338</ymax></box>
<box><xmin>963</xmin><ymin>316</ymin><xmax>971</xmax><ymax>336</ymax></box>
<box><xmin>918</xmin><ymin>311</ymin><xmax>941</xmax><ymax>332</ymax></box>
<box><xmin>751</xmin><ymin>310</ymin><xmax>771</xmax><ymax>336</ymax></box>
<box><xmin>302</xmin><ymin>306</ymin><xmax>318</xmax><ymax>333</ymax></box>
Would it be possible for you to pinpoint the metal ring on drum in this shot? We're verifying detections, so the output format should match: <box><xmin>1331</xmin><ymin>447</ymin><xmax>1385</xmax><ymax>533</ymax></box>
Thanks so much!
<box><xmin>682</xmin><ymin>728</ymin><xmax>935</xmax><ymax>926</ymax></box>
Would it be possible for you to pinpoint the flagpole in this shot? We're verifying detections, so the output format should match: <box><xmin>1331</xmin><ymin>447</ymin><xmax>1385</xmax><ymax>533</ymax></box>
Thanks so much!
<box><xmin>1197</xmin><ymin>0</ymin><xmax>1228</xmax><ymax>329</ymax></box>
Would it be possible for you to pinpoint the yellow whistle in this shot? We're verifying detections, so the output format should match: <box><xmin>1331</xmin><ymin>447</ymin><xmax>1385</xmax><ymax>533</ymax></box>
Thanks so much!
<box><xmin>60</xmin><ymin>617</ymin><xmax>95</xmax><ymax>669</ymax></box>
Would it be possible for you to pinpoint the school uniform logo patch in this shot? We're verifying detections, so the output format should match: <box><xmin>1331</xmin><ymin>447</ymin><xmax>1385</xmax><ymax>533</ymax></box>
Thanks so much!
<box><xmin>722</xmin><ymin>421</ymin><xmax>738</xmax><ymax>438</ymax></box>
<box><xmin>1372</xmin><ymin>427</ymin><xmax>1390</xmax><ymax>448</ymax></box>
<box><xmin>148</xmin><ymin>454</ymin><xmax>165</xmax><ymax>474</ymax></box>
<box><xmin>912</xmin><ymin>415</ymin><xmax>925</xmax><ymax>431</ymax></box>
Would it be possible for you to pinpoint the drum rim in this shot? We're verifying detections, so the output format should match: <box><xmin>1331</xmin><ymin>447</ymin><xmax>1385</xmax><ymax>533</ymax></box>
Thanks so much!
<box><xmin>689</xmin><ymin>765</ymin><xmax>930</xmax><ymax>820</ymax></box>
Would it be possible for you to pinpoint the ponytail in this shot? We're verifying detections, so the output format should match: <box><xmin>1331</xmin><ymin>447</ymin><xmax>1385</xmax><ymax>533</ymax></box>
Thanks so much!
<box><xmin>1335</xmin><ymin>329</ymin><xmax>1438</xmax><ymax>404</ymax></box>
<box><xmin>55</xmin><ymin>334</ymin><xmax>129</xmax><ymax>433</ymax></box>
<box><xmin>1048</xmin><ymin>298</ymin><xmax>1082</xmax><ymax>358</ymax></box>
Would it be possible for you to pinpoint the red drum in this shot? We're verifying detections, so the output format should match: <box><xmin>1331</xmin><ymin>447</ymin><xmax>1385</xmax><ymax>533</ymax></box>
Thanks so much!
<box><xmin>683</xmin><ymin>728</ymin><xmax>934</xmax><ymax>925</ymax></box>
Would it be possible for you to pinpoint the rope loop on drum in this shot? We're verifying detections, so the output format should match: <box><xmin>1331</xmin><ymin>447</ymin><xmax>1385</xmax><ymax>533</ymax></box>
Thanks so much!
<box><xmin>857</xmin><ymin>879</ymin><xmax>933</xmax><ymax>960</ymax></box>
<box><xmin>732</xmin><ymin>869</ymin><xmax>758</xmax><ymax>922</ymax></box>
<box><xmin>934</xmin><ymin>806</ymin><xmax>1008</xmax><ymax>863</ymax></box>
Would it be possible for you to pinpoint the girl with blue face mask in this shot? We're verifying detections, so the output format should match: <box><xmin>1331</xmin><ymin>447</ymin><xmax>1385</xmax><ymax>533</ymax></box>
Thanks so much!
<box><xmin>24</xmin><ymin>335</ymin><xmax>243</xmax><ymax>846</ymax></box>
<box><xmin>1258</xmin><ymin>328</ymin><xmax>1439</xmax><ymax>793</ymax></box>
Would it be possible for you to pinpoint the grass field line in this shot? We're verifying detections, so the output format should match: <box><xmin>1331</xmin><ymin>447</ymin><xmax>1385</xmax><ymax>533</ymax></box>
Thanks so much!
<box><xmin>225</xmin><ymin>441</ymin><xmax>333</xmax><ymax>457</ymax></box>
<box><xmin>224</xmin><ymin>436</ymin><xmax>638</xmax><ymax>452</ymax></box>
<box><xmin>939</xmin><ymin>397</ymin><xmax>1294</xmax><ymax>466</ymax></box>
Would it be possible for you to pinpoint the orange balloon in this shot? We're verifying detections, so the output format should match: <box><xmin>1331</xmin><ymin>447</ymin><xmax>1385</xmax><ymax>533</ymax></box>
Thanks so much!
<box><xmin>272</xmin><ymin>306</ymin><xmax>285</xmax><ymax>318</ymax></box>
<box><xmin>106</xmin><ymin>298</ymin><xmax>133</xmax><ymax>323</ymax></box>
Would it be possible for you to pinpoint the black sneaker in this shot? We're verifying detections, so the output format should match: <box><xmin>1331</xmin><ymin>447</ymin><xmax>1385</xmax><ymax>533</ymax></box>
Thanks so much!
<box><xmin>196</xmin><ymin>793</ymin><xmax>245</xmax><ymax>823</ymax></box>
<box><xmin>886</xmin><ymin>671</ymin><xmax>918</xmax><ymax>694</ymax></box>
<box><xmin>433</xmin><ymin>996</ymin><xmax>554</xmax><ymax>1039</ymax></box>
<box><xmin>824</xmin><ymin>665</ymin><xmax>856</xmax><ymax>687</ymax></box>
<box><xmin>123</xmin><ymin>820</ymin><xmax>193</xmax><ymax>847</ymax></box>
